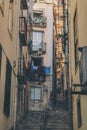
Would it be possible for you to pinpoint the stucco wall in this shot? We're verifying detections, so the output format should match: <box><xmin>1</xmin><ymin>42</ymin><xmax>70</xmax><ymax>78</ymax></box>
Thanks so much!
<box><xmin>0</xmin><ymin>0</ymin><xmax>20</xmax><ymax>130</ymax></box>
<box><xmin>70</xmin><ymin>0</ymin><xmax>87</xmax><ymax>130</ymax></box>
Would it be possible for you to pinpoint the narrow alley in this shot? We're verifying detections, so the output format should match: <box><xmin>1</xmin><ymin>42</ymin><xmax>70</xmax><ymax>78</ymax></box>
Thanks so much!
<box><xmin>0</xmin><ymin>0</ymin><xmax>87</xmax><ymax>130</ymax></box>
<box><xmin>16</xmin><ymin>104</ymin><xmax>72</xmax><ymax>130</ymax></box>
<box><xmin>16</xmin><ymin>90</ymin><xmax>72</xmax><ymax>130</ymax></box>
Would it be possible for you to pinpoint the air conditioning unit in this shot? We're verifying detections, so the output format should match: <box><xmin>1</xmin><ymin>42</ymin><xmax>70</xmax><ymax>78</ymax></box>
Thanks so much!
<box><xmin>33</xmin><ymin>18</ymin><xmax>40</xmax><ymax>24</ymax></box>
<box><xmin>80</xmin><ymin>46</ymin><xmax>87</xmax><ymax>85</ymax></box>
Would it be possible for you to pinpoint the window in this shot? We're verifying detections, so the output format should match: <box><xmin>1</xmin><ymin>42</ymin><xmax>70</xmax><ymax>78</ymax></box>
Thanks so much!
<box><xmin>0</xmin><ymin>44</ymin><xmax>2</xmax><ymax>76</ymax></box>
<box><xmin>30</xmin><ymin>86</ymin><xmax>42</xmax><ymax>100</ymax></box>
<box><xmin>58</xmin><ymin>0</ymin><xmax>64</xmax><ymax>6</ymax></box>
<box><xmin>3</xmin><ymin>59</ymin><xmax>12</xmax><ymax>117</ymax></box>
<box><xmin>32</xmin><ymin>31</ymin><xmax>44</xmax><ymax>51</ymax></box>
<box><xmin>33</xmin><ymin>11</ymin><xmax>47</xmax><ymax>27</ymax></box>
<box><xmin>77</xmin><ymin>97</ymin><xmax>82</xmax><ymax>128</ymax></box>
<box><xmin>33</xmin><ymin>11</ymin><xmax>43</xmax><ymax>19</ymax></box>
<box><xmin>73</xmin><ymin>6</ymin><xmax>79</xmax><ymax>69</ymax></box>
<box><xmin>8</xmin><ymin>2</ymin><xmax>13</xmax><ymax>38</ymax></box>
<box><xmin>31</xmin><ymin>57</ymin><xmax>43</xmax><ymax>66</ymax></box>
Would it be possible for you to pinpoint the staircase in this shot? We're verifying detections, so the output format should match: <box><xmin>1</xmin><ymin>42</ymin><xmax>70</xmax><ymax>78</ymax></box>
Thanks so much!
<box><xmin>47</xmin><ymin>110</ymin><xmax>72</xmax><ymax>130</ymax></box>
<box><xmin>16</xmin><ymin>110</ymin><xmax>46</xmax><ymax>130</ymax></box>
<box><xmin>16</xmin><ymin>108</ymin><xmax>72</xmax><ymax>130</ymax></box>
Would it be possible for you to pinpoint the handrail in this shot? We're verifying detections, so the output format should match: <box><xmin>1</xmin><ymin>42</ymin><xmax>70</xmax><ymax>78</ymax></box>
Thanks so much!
<box><xmin>40</xmin><ymin>110</ymin><xmax>48</xmax><ymax>130</ymax></box>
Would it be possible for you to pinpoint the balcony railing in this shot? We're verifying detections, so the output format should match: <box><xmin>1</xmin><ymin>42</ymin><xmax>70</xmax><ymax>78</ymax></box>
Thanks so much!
<box><xmin>28</xmin><ymin>41</ymin><xmax>46</xmax><ymax>54</ymax></box>
<box><xmin>26</xmin><ymin>66</ymin><xmax>46</xmax><ymax>82</ymax></box>
<box><xmin>19</xmin><ymin>17</ymin><xmax>27</xmax><ymax>46</ymax></box>
<box><xmin>21</xmin><ymin>0</ymin><xmax>28</xmax><ymax>9</ymax></box>
<box><xmin>33</xmin><ymin>16</ymin><xmax>47</xmax><ymax>27</ymax></box>
<box><xmin>17</xmin><ymin>58</ymin><xmax>26</xmax><ymax>84</ymax></box>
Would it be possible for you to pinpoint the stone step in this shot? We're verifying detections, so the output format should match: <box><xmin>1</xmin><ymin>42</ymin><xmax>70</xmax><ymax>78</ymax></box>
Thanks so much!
<box><xmin>16</xmin><ymin>109</ymin><xmax>72</xmax><ymax>130</ymax></box>
<box><xmin>17</xmin><ymin>124</ymin><xmax>40</xmax><ymax>130</ymax></box>
<box><xmin>18</xmin><ymin>128</ymin><xmax>40</xmax><ymax>130</ymax></box>
<box><xmin>47</xmin><ymin>128</ymin><xmax>71</xmax><ymax>130</ymax></box>
<box><xmin>48</xmin><ymin>117</ymin><xmax>70</xmax><ymax>122</ymax></box>
<box><xmin>47</xmin><ymin>123</ymin><xmax>71</xmax><ymax>127</ymax></box>
<box><xmin>48</xmin><ymin>110</ymin><xmax>71</xmax><ymax>117</ymax></box>
<box><xmin>22</xmin><ymin>125</ymin><xmax>40</xmax><ymax>129</ymax></box>
<box><xmin>22</xmin><ymin>120</ymin><xmax>43</xmax><ymax>124</ymax></box>
<box><xmin>47</xmin><ymin>111</ymin><xmax>71</xmax><ymax>122</ymax></box>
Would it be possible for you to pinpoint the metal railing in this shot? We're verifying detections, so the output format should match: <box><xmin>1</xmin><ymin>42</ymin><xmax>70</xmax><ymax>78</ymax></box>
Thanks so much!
<box><xmin>28</xmin><ymin>41</ymin><xmax>46</xmax><ymax>54</ymax></box>
<box><xmin>33</xmin><ymin>16</ymin><xmax>47</xmax><ymax>27</ymax></box>
<box><xmin>17</xmin><ymin>57</ymin><xmax>26</xmax><ymax>84</ymax></box>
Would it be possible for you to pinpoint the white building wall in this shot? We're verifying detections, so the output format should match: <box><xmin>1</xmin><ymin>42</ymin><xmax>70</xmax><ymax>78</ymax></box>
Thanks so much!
<box><xmin>33</xmin><ymin>3</ymin><xmax>53</xmax><ymax>74</ymax></box>
<box><xmin>28</xmin><ymin>2</ymin><xmax>54</xmax><ymax>110</ymax></box>
<box><xmin>45</xmin><ymin>5</ymin><xmax>53</xmax><ymax>75</ymax></box>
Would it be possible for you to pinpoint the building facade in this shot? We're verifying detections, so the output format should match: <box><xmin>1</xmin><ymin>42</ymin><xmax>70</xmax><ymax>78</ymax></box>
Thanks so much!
<box><xmin>0</xmin><ymin>0</ymin><xmax>20</xmax><ymax>130</ymax></box>
<box><xmin>26</xmin><ymin>0</ymin><xmax>54</xmax><ymax>111</ymax></box>
<box><xmin>0</xmin><ymin>0</ymin><xmax>55</xmax><ymax>129</ymax></box>
<box><xmin>53</xmin><ymin>0</ymin><xmax>66</xmax><ymax>100</ymax></box>
<box><xmin>0</xmin><ymin>0</ymin><xmax>30</xmax><ymax>129</ymax></box>
<box><xmin>70</xmin><ymin>0</ymin><xmax>87</xmax><ymax>130</ymax></box>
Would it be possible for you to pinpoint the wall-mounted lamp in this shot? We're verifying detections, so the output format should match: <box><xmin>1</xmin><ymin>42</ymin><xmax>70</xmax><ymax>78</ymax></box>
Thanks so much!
<box><xmin>78</xmin><ymin>46</ymin><xmax>87</xmax><ymax>52</ymax></box>
<box><xmin>78</xmin><ymin>47</ymin><xmax>83</xmax><ymax>52</ymax></box>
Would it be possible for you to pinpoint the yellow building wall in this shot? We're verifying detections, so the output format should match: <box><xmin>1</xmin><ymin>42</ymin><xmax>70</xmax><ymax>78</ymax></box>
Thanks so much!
<box><xmin>70</xmin><ymin>0</ymin><xmax>87</xmax><ymax>130</ymax></box>
<box><xmin>0</xmin><ymin>0</ymin><xmax>20</xmax><ymax>130</ymax></box>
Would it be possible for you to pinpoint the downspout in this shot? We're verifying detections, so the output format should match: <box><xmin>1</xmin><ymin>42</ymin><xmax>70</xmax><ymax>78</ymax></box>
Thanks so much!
<box><xmin>52</xmin><ymin>4</ymin><xmax>57</xmax><ymax>108</ymax></box>
<box><xmin>67</xmin><ymin>0</ymin><xmax>73</xmax><ymax>129</ymax></box>
<box><xmin>13</xmin><ymin>0</ymin><xmax>20</xmax><ymax>129</ymax></box>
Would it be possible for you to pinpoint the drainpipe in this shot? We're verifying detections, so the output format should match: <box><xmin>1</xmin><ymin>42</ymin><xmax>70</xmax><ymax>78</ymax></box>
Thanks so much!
<box><xmin>52</xmin><ymin>13</ymin><xmax>57</xmax><ymax>108</ymax></box>
<box><xmin>13</xmin><ymin>78</ymin><xmax>17</xmax><ymax>130</ymax></box>
<box><xmin>13</xmin><ymin>1</ymin><xmax>20</xmax><ymax>127</ymax></box>
<box><xmin>67</xmin><ymin>0</ymin><xmax>73</xmax><ymax>129</ymax></box>
<box><xmin>13</xmin><ymin>35</ymin><xmax>19</xmax><ymax>130</ymax></box>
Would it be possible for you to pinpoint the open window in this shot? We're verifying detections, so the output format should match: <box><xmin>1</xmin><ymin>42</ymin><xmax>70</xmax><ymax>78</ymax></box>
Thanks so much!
<box><xmin>33</xmin><ymin>10</ymin><xmax>47</xmax><ymax>27</ymax></box>
<box><xmin>31</xmin><ymin>57</ymin><xmax>43</xmax><ymax>66</ymax></box>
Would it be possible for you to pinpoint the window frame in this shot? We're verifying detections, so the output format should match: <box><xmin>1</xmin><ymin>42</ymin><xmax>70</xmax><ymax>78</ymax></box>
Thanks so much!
<box><xmin>73</xmin><ymin>6</ymin><xmax>79</xmax><ymax>70</ymax></box>
<box><xmin>30</xmin><ymin>86</ymin><xmax>42</xmax><ymax>101</ymax></box>
<box><xmin>32</xmin><ymin>31</ymin><xmax>44</xmax><ymax>51</ymax></box>
<box><xmin>31</xmin><ymin>57</ymin><xmax>43</xmax><ymax>66</ymax></box>
<box><xmin>77</xmin><ymin>97</ymin><xmax>82</xmax><ymax>128</ymax></box>
<box><xmin>3</xmin><ymin>59</ymin><xmax>12</xmax><ymax>117</ymax></box>
<box><xmin>8</xmin><ymin>2</ymin><xmax>13</xmax><ymax>39</ymax></box>
<box><xmin>58</xmin><ymin>0</ymin><xmax>63</xmax><ymax>6</ymax></box>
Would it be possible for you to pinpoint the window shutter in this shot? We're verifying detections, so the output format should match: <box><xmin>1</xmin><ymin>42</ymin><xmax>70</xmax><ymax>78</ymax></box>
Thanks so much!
<box><xmin>80</xmin><ymin>46</ymin><xmax>87</xmax><ymax>85</ymax></box>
